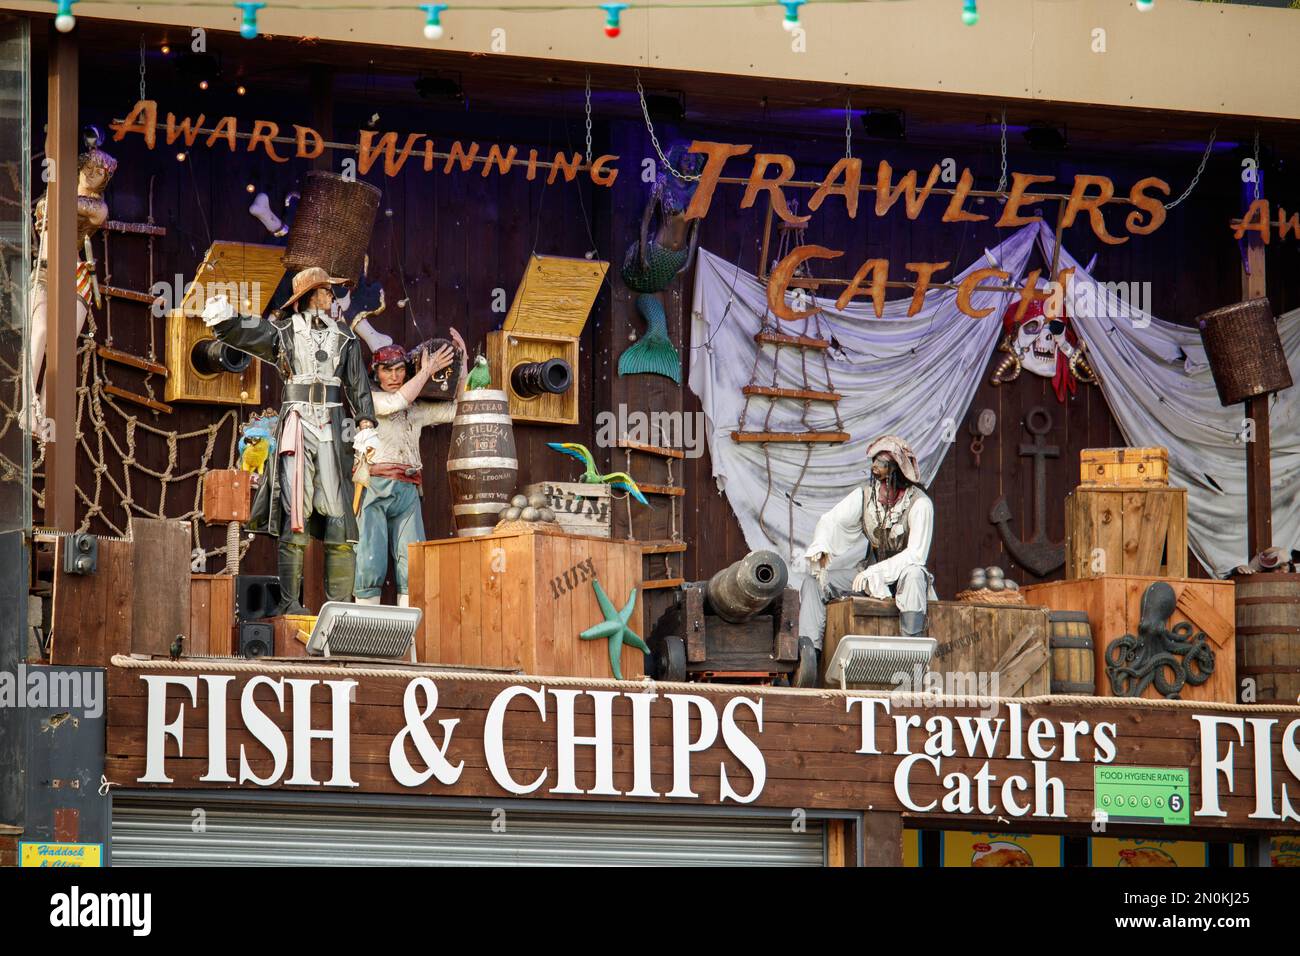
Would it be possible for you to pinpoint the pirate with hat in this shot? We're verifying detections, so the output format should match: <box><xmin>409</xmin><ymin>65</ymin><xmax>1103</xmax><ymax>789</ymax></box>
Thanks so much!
<box><xmin>352</xmin><ymin>330</ymin><xmax>467</xmax><ymax>607</ymax></box>
<box><xmin>800</xmin><ymin>434</ymin><xmax>937</xmax><ymax>657</ymax></box>
<box><xmin>202</xmin><ymin>266</ymin><xmax>377</xmax><ymax>614</ymax></box>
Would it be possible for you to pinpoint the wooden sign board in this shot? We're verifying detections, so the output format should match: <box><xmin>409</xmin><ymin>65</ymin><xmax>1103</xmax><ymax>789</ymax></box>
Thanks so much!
<box><xmin>522</xmin><ymin>481</ymin><xmax>612</xmax><ymax>538</ymax></box>
<box><xmin>503</xmin><ymin>254</ymin><xmax>608</xmax><ymax>337</ymax></box>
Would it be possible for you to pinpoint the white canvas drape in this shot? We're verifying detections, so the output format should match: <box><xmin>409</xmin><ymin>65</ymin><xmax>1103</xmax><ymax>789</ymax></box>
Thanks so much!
<box><xmin>688</xmin><ymin>222</ymin><xmax>1300</xmax><ymax>583</ymax></box>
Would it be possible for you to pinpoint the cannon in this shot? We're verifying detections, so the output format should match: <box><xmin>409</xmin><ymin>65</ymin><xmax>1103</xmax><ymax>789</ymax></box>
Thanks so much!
<box><xmin>648</xmin><ymin>550</ymin><xmax>816</xmax><ymax>687</ymax></box>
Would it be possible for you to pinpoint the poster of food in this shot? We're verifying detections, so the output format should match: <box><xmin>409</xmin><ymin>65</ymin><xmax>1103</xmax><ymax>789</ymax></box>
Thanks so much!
<box><xmin>940</xmin><ymin>832</ymin><xmax>1062</xmax><ymax>867</ymax></box>
<box><xmin>1090</xmin><ymin>838</ymin><xmax>1207</xmax><ymax>867</ymax></box>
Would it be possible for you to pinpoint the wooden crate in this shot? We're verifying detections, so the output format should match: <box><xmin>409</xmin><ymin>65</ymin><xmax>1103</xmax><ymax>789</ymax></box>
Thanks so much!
<box><xmin>1021</xmin><ymin>575</ymin><xmax>1235</xmax><ymax>704</ymax></box>
<box><xmin>486</xmin><ymin>330</ymin><xmax>580</xmax><ymax>425</ymax></box>
<box><xmin>50</xmin><ymin>536</ymin><xmax>134</xmax><ymax>666</ymax></box>
<box><xmin>202</xmin><ymin>468</ymin><xmax>253</xmax><ymax>524</ymax></box>
<box><xmin>189</xmin><ymin>574</ymin><xmax>235</xmax><ymax>656</ymax></box>
<box><xmin>271</xmin><ymin>614</ymin><xmax>315</xmax><ymax>658</ymax></box>
<box><xmin>408</xmin><ymin>529</ymin><xmax>643</xmax><ymax>679</ymax></box>
<box><xmin>129</xmin><ymin>517</ymin><xmax>191</xmax><ymax>659</ymax></box>
<box><xmin>1079</xmin><ymin>447</ymin><xmax>1169</xmax><ymax>487</ymax></box>
<box><xmin>164</xmin><ymin>310</ymin><xmax>263</xmax><ymax>406</ymax></box>
<box><xmin>522</xmin><ymin>481</ymin><xmax>612</xmax><ymax>538</ymax></box>
<box><xmin>822</xmin><ymin>598</ymin><xmax>1051</xmax><ymax>696</ymax></box>
<box><xmin>1065</xmin><ymin>487</ymin><xmax>1187</xmax><ymax>579</ymax></box>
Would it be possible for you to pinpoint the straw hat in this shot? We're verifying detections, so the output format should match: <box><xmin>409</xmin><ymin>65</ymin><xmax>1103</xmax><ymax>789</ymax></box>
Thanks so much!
<box><xmin>283</xmin><ymin>266</ymin><xmax>349</xmax><ymax>310</ymax></box>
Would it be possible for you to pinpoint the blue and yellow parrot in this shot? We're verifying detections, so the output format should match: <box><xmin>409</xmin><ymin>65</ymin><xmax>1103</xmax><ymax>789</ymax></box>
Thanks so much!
<box><xmin>546</xmin><ymin>442</ymin><xmax>650</xmax><ymax>506</ymax></box>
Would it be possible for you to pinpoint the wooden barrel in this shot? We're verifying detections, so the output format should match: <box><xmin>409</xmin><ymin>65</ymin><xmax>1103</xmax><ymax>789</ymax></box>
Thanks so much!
<box><xmin>1234</xmin><ymin>573</ymin><xmax>1300</xmax><ymax>705</ymax></box>
<box><xmin>1048</xmin><ymin>610</ymin><xmax>1095</xmax><ymax>695</ymax></box>
<box><xmin>447</xmin><ymin>390</ymin><xmax>517</xmax><ymax>538</ymax></box>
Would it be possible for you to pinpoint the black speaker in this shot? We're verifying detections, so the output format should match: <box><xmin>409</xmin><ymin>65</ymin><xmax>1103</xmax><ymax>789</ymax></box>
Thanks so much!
<box><xmin>235</xmin><ymin>575</ymin><xmax>281</xmax><ymax>622</ymax></box>
<box><xmin>239</xmin><ymin>621</ymin><xmax>274</xmax><ymax>659</ymax></box>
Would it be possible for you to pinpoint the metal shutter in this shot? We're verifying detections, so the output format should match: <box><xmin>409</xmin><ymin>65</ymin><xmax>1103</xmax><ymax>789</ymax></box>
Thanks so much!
<box><xmin>112</xmin><ymin>795</ymin><xmax>826</xmax><ymax>866</ymax></box>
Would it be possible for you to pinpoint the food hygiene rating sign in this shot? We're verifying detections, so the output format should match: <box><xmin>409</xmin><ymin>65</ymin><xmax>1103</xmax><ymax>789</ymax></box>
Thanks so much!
<box><xmin>1095</xmin><ymin>766</ymin><xmax>1191</xmax><ymax>826</ymax></box>
<box><xmin>126</xmin><ymin>673</ymin><xmax>1300</xmax><ymax>825</ymax></box>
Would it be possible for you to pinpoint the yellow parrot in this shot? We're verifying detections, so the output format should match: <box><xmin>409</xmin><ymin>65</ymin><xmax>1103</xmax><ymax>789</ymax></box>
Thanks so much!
<box><xmin>239</xmin><ymin>436</ymin><xmax>270</xmax><ymax>476</ymax></box>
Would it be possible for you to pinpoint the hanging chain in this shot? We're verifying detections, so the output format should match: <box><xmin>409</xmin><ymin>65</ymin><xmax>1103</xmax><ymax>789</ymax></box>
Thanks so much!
<box><xmin>584</xmin><ymin>70</ymin><xmax>593</xmax><ymax>166</ymax></box>
<box><xmin>1253</xmin><ymin>129</ymin><xmax>1261</xmax><ymax>201</ymax></box>
<box><xmin>997</xmin><ymin>108</ymin><xmax>1007</xmax><ymax>194</ymax></box>
<box><xmin>636</xmin><ymin>69</ymin><xmax>699</xmax><ymax>182</ymax></box>
<box><xmin>844</xmin><ymin>97</ymin><xmax>853</xmax><ymax>159</ymax></box>
<box><xmin>139</xmin><ymin>36</ymin><xmax>147</xmax><ymax>102</ymax></box>
<box><xmin>1165</xmin><ymin>128</ymin><xmax>1217</xmax><ymax>209</ymax></box>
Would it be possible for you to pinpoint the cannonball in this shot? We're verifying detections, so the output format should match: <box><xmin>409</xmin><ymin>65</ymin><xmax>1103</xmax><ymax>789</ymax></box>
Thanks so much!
<box><xmin>986</xmin><ymin>577</ymin><xmax>1006</xmax><ymax>592</ymax></box>
<box><xmin>520</xmin><ymin>506</ymin><xmax>541</xmax><ymax>522</ymax></box>
<box><xmin>1005</xmin><ymin>579</ymin><xmax>1019</xmax><ymax>591</ymax></box>
<box><xmin>511</xmin><ymin>494</ymin><xmax>529</xmax><ymax>509</ymax></box>
<box><xmin>969</xmin><ymin>568</ymin><xmax>988</xmax><ymax>588</ymax></box>
<box><xmin>527</xmin><ymin>493</ymin><xmax>548</xmax><ymax>510</ymax></box>
<box><xmin>538</xmin><ymin>507</ymin><xmax>556</xmax><ymax>523</ymax></box>
<box><xmin>502</xmin><ymin>506</ymin><xmax>522</xmax><ymax>522</ymax></box>
<box><xmin>985</xmin><ymin>565</ymin><xmax>1005</xmax><ymax>580</ymax></box>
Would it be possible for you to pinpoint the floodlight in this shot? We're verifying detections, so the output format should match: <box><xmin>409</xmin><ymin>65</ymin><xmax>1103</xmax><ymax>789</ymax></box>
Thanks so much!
<box><xmin>824</xmin><ymin>634</ymin><xmax>937</xmax><ymax>690</ymax></box>
<box><xmin>306</xmin><ymin>601</ymin><xmax>422</xmax><ymax>661</ymax></box>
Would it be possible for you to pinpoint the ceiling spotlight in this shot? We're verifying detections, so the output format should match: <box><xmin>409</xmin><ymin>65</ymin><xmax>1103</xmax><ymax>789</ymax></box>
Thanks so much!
<box><xmin>861</xmin><ymin>108</ymin><xmax>905</xmax><ymax>141</ymax></box>
<box><xmin>414</xmin><ymin>74</ymin><xmax>463</xmax><ymax>101</ymax></box>
<box><xmin>1023</xmin><ymin>121</ymin><xmax>1068</xmax><ymax>152</ymax></box>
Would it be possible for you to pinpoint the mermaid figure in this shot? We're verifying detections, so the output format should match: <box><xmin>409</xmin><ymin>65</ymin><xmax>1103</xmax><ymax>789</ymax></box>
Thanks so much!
<box><xmin>618</xmin><ymin>144</ymin><xmax>704</xmax><ymax>384</ymax></box>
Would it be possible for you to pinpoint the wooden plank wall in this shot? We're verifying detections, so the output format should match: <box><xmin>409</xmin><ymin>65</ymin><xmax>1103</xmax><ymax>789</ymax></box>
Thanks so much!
<box><xmin>48</xmin><ymin>61</ymin><xmax>1297</xmax><ymax>607</ymax></box>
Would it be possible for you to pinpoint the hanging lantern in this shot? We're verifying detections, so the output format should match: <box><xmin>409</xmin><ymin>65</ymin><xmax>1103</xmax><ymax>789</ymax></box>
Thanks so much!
<box><xmin>599</xmin><ymin>3</ymin><xmax>628</xmax><ymax>38</ymax></box>
<box><xmin>234</xmin><ymin>2</ymin><xmax>266</xmax><ymax>40</ymax></box>
<box><xmin>420</xmin><ymin>3</ymin><xmax>449</xmax><ymax>40</ymax></box>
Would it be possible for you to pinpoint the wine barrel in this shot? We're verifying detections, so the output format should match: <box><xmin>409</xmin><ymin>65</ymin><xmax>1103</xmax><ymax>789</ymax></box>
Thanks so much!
<box><xmin>1234</xmin><ymin>572</ymin><xmax>1300</xmax><ymax>705</ymax></box>
<box><xmin>447</xmin><ymin>390</ymin><xmax>517</xmax><ymax>537</ymax></box>
<box><xmin>1048</xmin><ymin>610</ymin><xmax>1095</xmax><ymax>695</ymax></box>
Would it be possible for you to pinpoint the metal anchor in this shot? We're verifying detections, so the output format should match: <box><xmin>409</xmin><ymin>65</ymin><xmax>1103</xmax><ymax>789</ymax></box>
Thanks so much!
<box><xmin>988</xmin><ymin>405</ymin><xmax>1065</xmax><ymax>577</ymax></box>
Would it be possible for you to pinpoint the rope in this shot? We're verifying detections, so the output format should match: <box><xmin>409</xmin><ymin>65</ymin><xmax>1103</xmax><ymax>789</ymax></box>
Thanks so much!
<box><xmin>106</xmin><ymin>654</ymin><xmax>1300</xmax><ymax>713</ymax></box>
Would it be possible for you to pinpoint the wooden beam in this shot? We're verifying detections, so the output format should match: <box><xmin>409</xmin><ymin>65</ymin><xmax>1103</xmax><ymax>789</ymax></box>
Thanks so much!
<box><xmin>861</xmin><ymin>811</ymin><xmax>903</xmax><ymax>867</ymax></box>
<box><xmin>44</xmin><ymin>25</ymin><xmax>78</xmax><ymax>532</ymax></box>
<box><xmin>1243</xmin><ymin>225</ymin><xmax>1271</xmax><ymax>554</ymax></box>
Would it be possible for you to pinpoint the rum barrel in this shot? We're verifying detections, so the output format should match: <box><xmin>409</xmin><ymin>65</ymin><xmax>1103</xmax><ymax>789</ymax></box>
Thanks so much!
<box><xmin>1234</xmin><ymin>572</ymin><xmax>1300</xmax><ymax>705</ymax></box>
<box><xmin>447</xmin><ymin>390</ymin><xmax>517</xmax><ymax>537</ymax></box>
<box><xmin>1048</xmin><ymin>610</ymin><xmax>1095</xmax><ymax>695</ymax></box>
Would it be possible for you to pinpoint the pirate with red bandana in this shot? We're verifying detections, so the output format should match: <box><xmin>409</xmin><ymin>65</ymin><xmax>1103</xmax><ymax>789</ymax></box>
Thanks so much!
<box><xmin>990</xmin><ymin>296</ymin><xmax>1097</xmax><ymax>401</ymax></box>
<box><xmin>352</xmin><ymin>331</ymin><xmax>467</xmax><ymax>607</ymax></box>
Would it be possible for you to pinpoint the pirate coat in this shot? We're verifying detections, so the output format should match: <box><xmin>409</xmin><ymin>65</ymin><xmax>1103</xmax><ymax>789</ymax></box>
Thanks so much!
<box><xmin>211</xmin><ymin>309</ymin><xmax>375</xmax><ymax>541</ymax></box>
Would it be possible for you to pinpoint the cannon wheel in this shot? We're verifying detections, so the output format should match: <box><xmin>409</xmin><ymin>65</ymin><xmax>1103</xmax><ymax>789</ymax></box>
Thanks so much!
<box><xmin>654</xmin><ymin>635</ymin><xmax>687</xmax><ymax>682</ymax></box>
<box><xmin>792</xmin><ymin>637</ymin><xmax>818</xmax><ymax>688</ymax></box>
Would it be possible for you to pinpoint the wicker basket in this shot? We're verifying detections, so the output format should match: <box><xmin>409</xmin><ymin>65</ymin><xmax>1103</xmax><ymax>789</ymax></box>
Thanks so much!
<box><xmin>1196</xmin><ymin>297</ymin><xmax>1293</xmax><ymax>406</ymax></box>
<box><xmin>955</xmin><ymin>587</ymin><xmax>1026</xmax><ymax>605</ymax></box>
<box><xmin>283</xmin><ymin>171</ymin><xmax>382</xmax><ymax>285</ymax></box>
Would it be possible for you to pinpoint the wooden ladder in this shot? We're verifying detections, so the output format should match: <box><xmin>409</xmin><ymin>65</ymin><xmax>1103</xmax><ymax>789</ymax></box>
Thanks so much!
<box><xmin>96</xmin><ymin>217</ymin><xmax>172</xmax><ymax>413</ymax></box>
<box><xmin>618</xmin><ymin>440</ymin><xmax>686</xmax><ymax>589</ymax></box>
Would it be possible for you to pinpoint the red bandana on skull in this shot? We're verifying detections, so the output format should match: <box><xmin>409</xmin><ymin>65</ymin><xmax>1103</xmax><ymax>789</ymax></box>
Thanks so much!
<box><xmin>992</xmin><ymin>297</ymin><xmax>1096</xmax><ymax>402</ymax></box>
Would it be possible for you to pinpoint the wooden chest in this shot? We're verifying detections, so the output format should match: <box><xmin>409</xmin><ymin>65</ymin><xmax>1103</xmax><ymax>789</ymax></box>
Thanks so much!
<box><xmin>1065</xmin><ymin>486</ymin><xmax>1187</xmax><ymax>579</ymax></box>
<box><xmin>1021</xmin><ymin>575</ymin><xmax>1235</xmax><ymax>704</ymax></box>
<box><xmin>522</xmin><ymin>481</ymin><xmax>612</xmax><ymax>538</ymax></box>
<box><xmin>1079</xmin><ymin>446</ymin><xmax>1169</xmax><ymax>487</ymax></box>
<box><xmin>408</xmin><ymin>529</ymin><xmax>643</xmax><ymax>679</ymax></box>
<box><xmin>823</xmin><ymin>599</ymin><xmax>1051</xmax><ymax>696</ymax></box>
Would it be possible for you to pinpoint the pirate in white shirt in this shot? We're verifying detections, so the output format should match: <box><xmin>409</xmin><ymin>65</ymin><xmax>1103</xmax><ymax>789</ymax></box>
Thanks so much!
<box><xmin>352</xmin><ymin>332</ymin><xmax>467</xmax><ymax>606</ymax></box>
<box><xmin>800</xmin><ymin>435</ymin><xmax>936</xmax><ymax>654</ymax></box>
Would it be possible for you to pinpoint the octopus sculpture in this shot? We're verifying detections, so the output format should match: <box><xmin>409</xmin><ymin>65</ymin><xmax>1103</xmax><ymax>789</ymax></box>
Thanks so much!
<box><xmin>1104</xmin><ymin>581</ymin><xmax>1216</xmax><ymax>699</ymax></box>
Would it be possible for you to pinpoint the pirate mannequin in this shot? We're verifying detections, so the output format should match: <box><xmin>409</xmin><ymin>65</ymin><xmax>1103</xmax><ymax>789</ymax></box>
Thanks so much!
<box><xmin>353</xmin><ymin>331</ymin><xmax>467</xmax><ymax>607</ymax></box>
<box><xmin>202</xmin><ymin>267</ymin><xmax>376</xmax><ymax>614</ymax></box>
<box><xmin>28</xmin><ymin>141</ymin><xmax>117</xmax><ymax>426</ymax></box>
<box><xmin>800</xmin><ymin>435</ymin><xmax>936</xmax><ymax>655</ymax></box>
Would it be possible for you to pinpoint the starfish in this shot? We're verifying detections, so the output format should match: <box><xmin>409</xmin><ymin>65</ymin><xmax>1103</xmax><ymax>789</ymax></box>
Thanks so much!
<box><xmin>580</xmin><ymin>578</ymin><xmax>648</xmax><ymax>680</ymax></box>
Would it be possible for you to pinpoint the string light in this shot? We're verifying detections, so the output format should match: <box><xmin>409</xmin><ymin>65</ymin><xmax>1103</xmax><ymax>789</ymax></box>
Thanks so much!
<box><xmin>176</xmin><ymin>152</ymin><xmax>187</xmax><ymax>162</ymax></box>
<box><xmin>246</xmin><ymin>183</ymin><xmax>256</xmax><ymax>193</ymax></box>
<box><xmin>198</xmin><ymin>79</ymin><xmax>209</xmax><ymax>90</ymax></box>
<box><xmin>962</xmin><ymin>0</ymin><xmax>978</xmax><ymax>25</ymax></box>
<box><xmin>779</xmin><ymin>0</ymin><xmax>804</xmax><ymax>31</ymax></box>
<box><xmin>237</xmin><ymin>84</ymin><xmax>247</xmax><ymax>95</ymax></box>
<box><xmin>420</xmin><ymin>3</ymin><xmax>448</xmax><ymax>40</ymax></box>
<box><xmin>599</xmin><ymin>3</ymin><xmax>627</xmax><ymax>37</ymax></box>
<box><xmin>234</xmin><ymin>2</ymin><xmax>265</xmax><ymax>39</ymax></box>
<box><xmin>53</xmin><ymin>0</ymin><xmax>78</xmax><ymax>33</ymax></box>
<box><xmin>160</xmin><ymin>43</ymin><xmax>171</xmax><ymax>55</ymax></box>
<box><xmin>1135</xmin><ymin>0</ymin><xmax>1154</xmax><ymax>10</ymax></box>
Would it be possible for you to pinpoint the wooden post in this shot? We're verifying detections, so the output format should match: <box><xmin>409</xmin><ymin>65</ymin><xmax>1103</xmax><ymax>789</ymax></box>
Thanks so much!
<box><xmin>1242</xmin><ymin>237</ymin><xmax>1271</xmax><ymax>555</ymax></box>
<box><xmin>861</xmin><ymin>810</ymin><xmax>902</xmax><ymax>867</ymax></box>
<box><xmin>44</xmin><ymin>25</ymin><xmax>78</xmax><ymax>531</ymax></box>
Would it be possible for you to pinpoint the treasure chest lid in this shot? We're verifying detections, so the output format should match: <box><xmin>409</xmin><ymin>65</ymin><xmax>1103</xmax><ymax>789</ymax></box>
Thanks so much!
<box><xmin>503</xmin><ymin>253</ymin><xmax>609</xmax><ymax>337</ymax></box>
<box><xmin>179</xmin><ymin>241</ymin><xmax>288</xmax><ymax>316</ymax></box>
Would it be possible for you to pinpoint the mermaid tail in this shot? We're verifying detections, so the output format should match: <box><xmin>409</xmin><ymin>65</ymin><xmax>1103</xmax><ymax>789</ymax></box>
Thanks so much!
<box><xmin>619</xmin><ymin>293</ymin><xmax>681</xmax><ymax>384</ymax></box>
